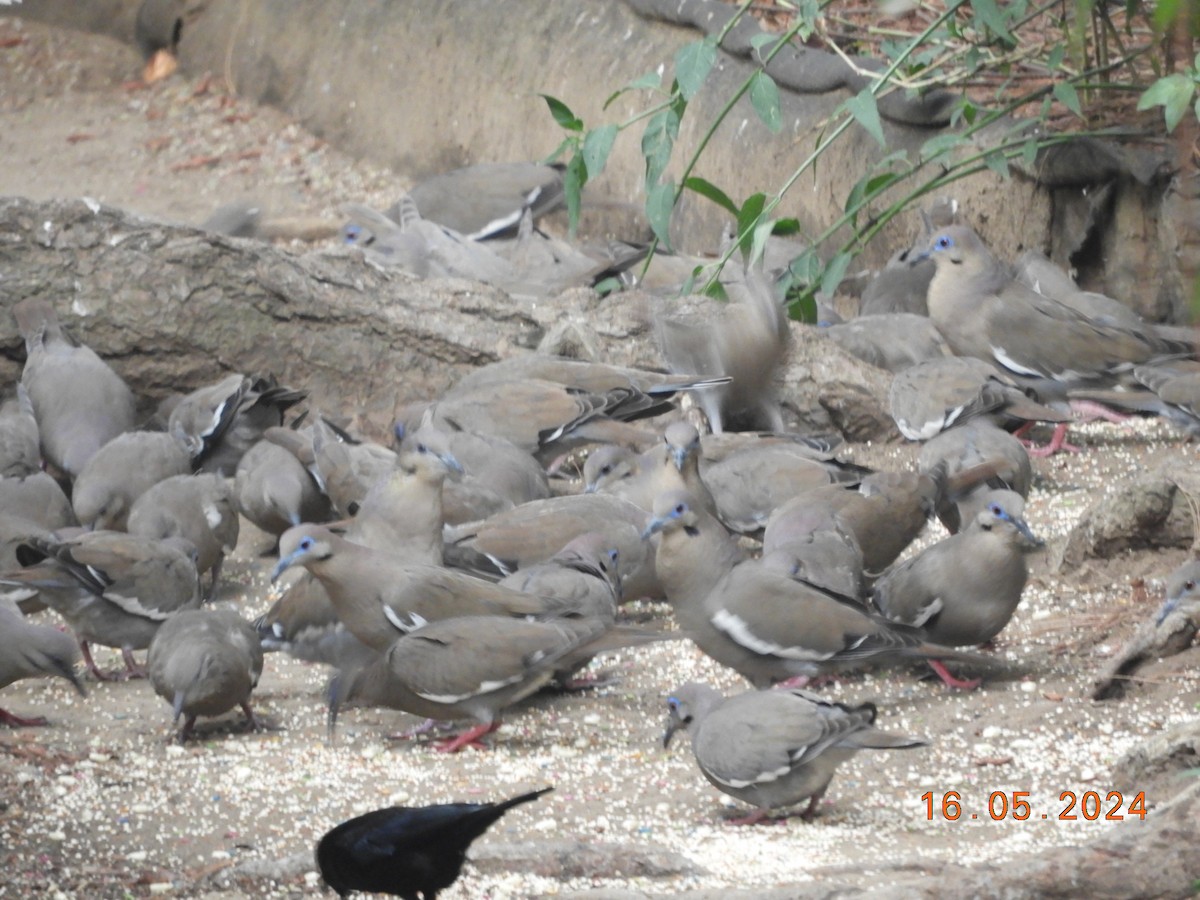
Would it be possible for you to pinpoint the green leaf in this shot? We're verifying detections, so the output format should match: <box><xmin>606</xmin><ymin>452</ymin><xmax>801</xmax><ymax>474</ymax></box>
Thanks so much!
<box><xmin>604</xmin><ymin>72</ymin><xmax>663</xmax><ymax>109</ymax></box>
<box><xmin>984</xmin><ymin>149</ymin><xmax>1010</xmax><ymax>179</ymax></box>
<box><xmin>749</xmin><ymin>217</ymin><xmax>776</xmax><ymax>269</ymax></box>
<box><xmin>541</xmin><ymin>94</ymin><xmax>583</xmax><ymax>132</ymax></box>
<box><xmin>563</xmin><ymin>152</ymin><xmax>587</xmax><ymax>238</ymax></box>
<box><xmin>846</xmin><ymin>88</ymin><xmax>885</xmax><ymax>147</ymax></box>
<box><xmin>749</xmin><ymin>71</ymin><xmax>783</xmax><ymax>133</ymax></box>
<box><xmin>750</xmin><ymin>33</ymin><xmax>780</xmax><ymax>54</ymax></box>
<box><xmin>1046</xmin><ymin>44</ymin><xmax>1065</xmax><ymax>69</ymax></box>
<box><xmin>735</xmin><ymin>193</ymin><xmax>768</xmax><ymax>254</ymax></box>
<box><xmin>1151</xmin><ymin>0</ymin><xmax>1181</xmax><ymax>32</ymax></box>
<box><xmin>1053</xmin><ymin>81</ymin><xmax>1084</xmax><ymax>119</ymax></box>
<box><xmin>972</xmin><ymin>0</ymin><xmax>1014</xmax><ymax>42</ymax></box>
<box><xmin>593</xmin><ymin>276</ymin><xmax>624</xmax><ymax>296</ymax></box>
<box><xmin>702</xmin><ymin>280</ymin><xmax>729</xmax><ymax>301</ymax></box>
<box><xmin>582</xmin><ymin>125</ymin><xmax>618</xmax><ymax>179</ymax></box>
<box><xmin>919</xmin><ymin>132</ymin><xmax>966</xmax><ymax>162</ymax></box>
<box><xmin>786</xmin><ymin>248</ymin><xmax>821</xmax><ymax>288</ymax></box>
<box><xmin>645</xmin><ymin>178</ymin><xmax>677</xmax><ymax>249</ymax></box>
<box><xmin>675</xmin><ymin>38</ymin><xmax>718</xmax><ymax>101</ymax></box>
<box><xmin>1138</xmin><ymin>74</ymin><xmax>1197</xmax><ymax>133</ymax></box>
<box><xmin>543</xmin><ymin>136</ymin><xmax>578</xmax><ymax>165</ymax></box>
<box><xmin>1022</xmin><ymin>136</ymin><xmax>1039</xmax><ymax>169</ymax></box>
<box><xmin>683</xmin><ymin>176</ymin><xmax>739</xmax><ymax>217</ymax></box>
<box><xmin>786</xmin><ymin>287</ymin><xmax>818</xmax><ymax>323</ymax></box>
<box><xmin>820</xmin><ymin>251</ymin><xmax>852</xmax><ymax>298</ymax></box>
<box><xmin>641</xmin><ymin>107</ymin><xmax>681</xmax><ymax>186</ymax></box>
<box><xmin>771</xmin><ymin>217</ymin><xmax>801</xmax><ymax>236</ymax></box>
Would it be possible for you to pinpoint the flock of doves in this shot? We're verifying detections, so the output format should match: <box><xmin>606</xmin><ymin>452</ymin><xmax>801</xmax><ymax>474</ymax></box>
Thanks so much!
<box><xmin>3</xmin><ymin>158</ymin><xmax>1200</xmax><ymax>897</ymax></box>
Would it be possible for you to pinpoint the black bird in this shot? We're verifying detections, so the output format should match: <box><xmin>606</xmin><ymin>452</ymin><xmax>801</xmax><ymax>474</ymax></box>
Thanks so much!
<box><xmin>315</xmin><ymin>787</ymin><xmax>552</xmax><ymax>899</ymax></box>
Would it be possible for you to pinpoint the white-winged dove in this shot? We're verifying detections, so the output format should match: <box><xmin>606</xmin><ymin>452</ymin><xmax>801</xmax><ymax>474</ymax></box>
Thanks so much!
<box><xmin>889</xmin><ymin>356</ymin><xmax>1068</xmax><ymax>442</ymax></box>
<box><xmin>0</xmin><ymin>384</ymin><xmax>40</xmax><ymax>478</ymax></box>
<box><xmin>400</xmin><ymin>374</ymin><xmax>729</xmax><ymax>465</ymax></box>
<box><xmin>583</xmin><ymin>421</ymin><xmax>716</xmax><ymax>517</ymax></box>
<box><xmin>328</xmin><ymin>614</ymin><xmax>612</xmax><ymax>752</ymax></box>
<box><xmin>918</xmin><ymin>421</ymin><xmax>1031</xmax><ymax>533</ymax></box>
<box><xmin>858</xmin><ymin>197</ymin><xmax>959</xmax><ymax>318</ymax></box>
<box><xmin>168</xmin><ymin>374</ymin><xmax>306</xmax><ymax>476</ymax></box>
<box><xmin>923</xmin><ymin>225</ymin><xmax>1189</xmax><ymax>384</ymax></box>
<box><xmin>401</xmin><ymin>162</ymin><xmax>565</xmax><ymax>241</ymax></box>
<box><xmin>1092</xmin><ymin>559</ymin><xmax>1200</xmax><ymax>700</ymax></box>
<box><xmin>14</xmin><ymin>299</ymin><xmax>135</xmax><ymax>478</ymax></box>
<box><xmin>309</xmin><ymin>417</ymin><xmax>397</xmax><ymax>518</ymax></box>
<box><xmin>0</xmin><ymin>597</ymin><xmax>86</xmax><ymax>726</ymax></box>
<box><xmin>0</xmin><ymin>472</ymin><xmax>77</xmax><ymax>534</ymax></box>
<box><xmin>71</xmin><ymin>430</ymin><xmax>193</xmax><ymax>531</ymax></box>
<box><xmin>497</xmin><ymin>532</ymin><xmax>621</xmax><ymax>622</ymax></box>
<box><xmin>235</xmin><ymin>436</ymin><xmax>331</xmax><ymax>536</ymax></box>
<box><xmin>647</xmin><ymin>490</ymin><xmax>978</xmax><ymax>687</ymax></box>
<box><xmin>663</xmin><ymin>682</ymin><xmax>926</xmax><ymax>824</ymax></box>
<box><xmin>1129</xmin><ymin>359</ymin><xmax>1200</xmax><ymax>436</ymax></box>
<box><xmin>697</xmin><ymin>437</ymin><xmax>868</xmax><ymax>534</ymax></box>
<box><xmin>1015</xmin><ymin>249</ymin><xmax>1144</xmax><ymax>329</ymax></box>
<box><xmin>5</xmin><ymin>532</ymin><xmax>202</xmax><ymax>680</ymax></box>
<box><xmin>256</xmin><ymin>427</ymin><xmax>462</xmax><ymax>668</ymax></box>
<box><xmin>873</xmin><ymin>495</ymin><xmax>1042</xmax><ymax>663</ymax></box>
<box><xmin>443</xmin><ymin>493</ymin><xmax>656</xmax><ymax>599</ymax></box>
<box><xmin>764</xmin><ymin>470</ymin><xmax>944</xmax><ymax>577</ymax></box>
<box><xmin>341</xmin><ymin>200</ymin><xmax>439</xmax><ymax>278</ymax></box>
<box><xmin>271</xmin><ymin>525</ymin><xmax>576</xmax><ymax>653</ymax></box>
<box><xmin>147</xmin><ymin>607</ymin><xmax>264</xmax><ymax>743</ymax></box>
<box><xmin>498</xmin><ymin>532</ymin><xmax>623</xmax><ymax>689</ymax></box>
<box><xmin>822</xmin><ymin>313</ymin><xmax>951</xmax><ymax>373</ymax></box>
<box><xmin>126</xmin><ymin>473</ymin><xmax>239</xmax><ymax>601</ymax></box>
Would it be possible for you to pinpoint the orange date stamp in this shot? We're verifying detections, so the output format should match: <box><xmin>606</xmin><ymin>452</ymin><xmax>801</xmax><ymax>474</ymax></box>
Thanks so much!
<box><xmin>920</xmin><ymin>790</ymin><xmax>1147</xmax><ymax>821</ymax></box>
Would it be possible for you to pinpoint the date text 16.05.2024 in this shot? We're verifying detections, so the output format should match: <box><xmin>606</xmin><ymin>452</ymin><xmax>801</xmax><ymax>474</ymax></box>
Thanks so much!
<box><xmin>921</xmin><ymin>790</ymin><xmax>1147</xmax><ymax>821</ymax></box>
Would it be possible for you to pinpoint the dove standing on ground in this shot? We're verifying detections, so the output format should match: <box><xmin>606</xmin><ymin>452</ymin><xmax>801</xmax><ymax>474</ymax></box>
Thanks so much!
<box><xmin>256</xmin><ymin>424</ymin><xmax>462</xmax><ymax>667</ymax></box>
<box><xmin>126</xmin><ymin>473</ymin><xmax>240</xmax><ymax>601</ymax></box>
<box><xmin>921</xmin><ymin>226</ymin><xmax>1190</xmax><ymax>401</ymax></box>
<box><xmin>858</xmin><ymin>197</ymin><xmax>959</xmax><ymax>317</ymax></box>
<box><xmin>316</xmin><ymin>786</ymin><xmax>552</xmax><ymax>899</ymax></box>
<box><xmin>328</xmin><ymin>614</ymin><xmax>616</xmax><ymax>752</ymax></box>
<box><xmin>71</xmin><ymin>430</ymin><xmax>194</xmax><ymax>531</ymax></box>
<box><xmin>6</xmin><ymin>532</ymin><xmax>201</xmax><ymax>680</ymax></box>
<box><xmin>663</xmin><ymin>682</ymin><xmax>926</xmax><ymax>824</ymax></box>
<box><xmin>13</xmin><ymin>299</ymin><xmax>135</xmax><ymax>479</ymax></box>
<box><xmin>584</xmin><ymin>421</ymin><xmax>715</xmax><ymax>517</ymax></box>
<box><xmin>271</xmin><ymin>525</ymin><xmax>570</xmax><ymax>654</ymax></box>
<box><xmin>0</xmin><ymin>598</ymin><xmax>86</xmax><ymax>727</ymax></box>
<box><xmin>148</xmin><ymin>607</ymin><xmax>264</xmax><ymax>743</ymax></box>
<box><xmin>308</xmin><ymin>417</ymin><xmax>397</xmax><ymax>518</ymax></box>
<box><xmin>873</xmin><ymin>496</ymin><xmax>1042</xmax><ymax>685</ymax></box>
<box><xmin>647</xmin><ymin>490</ymin><xmax>980</xmax><ymax>687</ymax></box>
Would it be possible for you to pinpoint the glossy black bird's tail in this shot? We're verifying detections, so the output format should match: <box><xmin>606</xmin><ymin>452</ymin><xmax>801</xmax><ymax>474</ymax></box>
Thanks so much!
<box><xmin>492</xmin><ymin>786</ymin><xmax>553</xmax><ymax>816</ymax></box>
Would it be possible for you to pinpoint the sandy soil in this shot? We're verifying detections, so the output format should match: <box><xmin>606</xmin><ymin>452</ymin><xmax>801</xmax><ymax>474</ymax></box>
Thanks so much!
<box><xmin>1</xmin><ymin>14</ymin><xmax>1199</xmax><ymax>900</ymax></box>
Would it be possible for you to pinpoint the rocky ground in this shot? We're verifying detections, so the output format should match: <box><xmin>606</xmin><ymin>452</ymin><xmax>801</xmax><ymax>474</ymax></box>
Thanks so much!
<box><xmin>1</xmin><ymin>14</ymin><xmax>1198</xmax><ymax>900</ymax></box>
